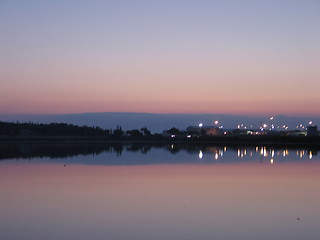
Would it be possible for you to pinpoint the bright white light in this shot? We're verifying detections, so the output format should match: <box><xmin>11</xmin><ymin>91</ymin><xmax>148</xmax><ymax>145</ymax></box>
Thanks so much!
<box><xmin>270</xmin><ymin>117</ymin><xmax>274</xmax><ymax>120</ymax></box>
<box><xmin>199</xmin><ymin>123</ymin><xmax>203</xmax><ymax>127</ymax></box>
<box><xmin>171</xmin><ymin>135</ymin><xmax>175</xmax><ymax>138</ymax></box>
<box><xmin>263</xmin><ymin>147</ymin><xmax>267</xmax><ymax>157</ymax></box>
<box><xmin>270</xmin><ymin>158</ymin><xmax>274</xmax><ymax>164</ymax></box>
<box><xmin>309</xmin><ymin>121</ymin><xmax>313</xmax><ymax>125</ymax></box>
<box><xmin>199</xmin><ymin>150</ymin><xmax>203</xmax><ymax>159</ymax></box>
<box><xmin>263</xmin><ymin>124</ymin><xmax>267</xmax><ymax>128</ymax></box>
<box><xmin>214</xmin><ymin>120</ymin><xmax>219</xmax><ymax>125</ymax></box>
<box><xmin>187</xmin><ymin>135</ymin><xmax>192</xmax><ymax>138</ymax></box>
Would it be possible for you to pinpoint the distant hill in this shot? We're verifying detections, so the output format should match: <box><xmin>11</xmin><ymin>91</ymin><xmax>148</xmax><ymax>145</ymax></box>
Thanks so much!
<box><xmin>0</xmin><ymin>112</ymin><xmax>319</xmax><ymax>133</ymax></box>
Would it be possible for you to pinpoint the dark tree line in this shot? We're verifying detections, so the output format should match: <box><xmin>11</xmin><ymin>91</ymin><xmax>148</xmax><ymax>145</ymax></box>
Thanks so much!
<box><xmin>1</xmin><ymin>121</ymin><xmax>318</xmax><ymax>146</ymax></box>
<box><xmin>0</xmin><ymin>121</ymin><xmax>154</xmax><ymax>138</ymax></box>
<box><xmin>0</xmin><ymin>121</ymin><xmax>109</xmax><ymax>136</ymax></box>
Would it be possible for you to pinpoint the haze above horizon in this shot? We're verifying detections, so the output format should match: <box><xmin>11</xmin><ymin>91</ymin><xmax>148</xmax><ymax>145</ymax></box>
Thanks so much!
<box><xmin>1</xmin><ymin>0</ymin><xmax>319</xmax><ymax>116</ymax></box>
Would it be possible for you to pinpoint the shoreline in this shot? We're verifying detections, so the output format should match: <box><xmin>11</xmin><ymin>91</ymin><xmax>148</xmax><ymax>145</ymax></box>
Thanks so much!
<box><xmin>1</xmin><ymin>135</ymin><xmax>320</xmax><ymax>148</ymax></box>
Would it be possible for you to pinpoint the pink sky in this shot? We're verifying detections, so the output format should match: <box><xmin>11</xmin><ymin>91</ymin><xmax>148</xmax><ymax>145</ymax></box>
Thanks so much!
<box><xmin>1</xmin><ymin>1</ymin><xmax>319</xmax><ymax>116</ymax></box>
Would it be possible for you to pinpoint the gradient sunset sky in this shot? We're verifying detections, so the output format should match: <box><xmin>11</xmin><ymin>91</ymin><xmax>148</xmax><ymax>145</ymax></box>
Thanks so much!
<box><xmin>1</xmin><ymin>0</ymin><xmax>319</xmax><ymax>116</ymax></box>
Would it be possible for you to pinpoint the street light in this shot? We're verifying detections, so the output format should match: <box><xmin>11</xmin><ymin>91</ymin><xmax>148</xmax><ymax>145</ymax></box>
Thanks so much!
<box><xmin>270</xmin><ymin>117</ymin><xmax>274</xmax><ymax>130</ymax></box>
<box><xmin>199</xmin><ymin>123</ymin><xmax>203</xmax><ymax>137</ymax></box>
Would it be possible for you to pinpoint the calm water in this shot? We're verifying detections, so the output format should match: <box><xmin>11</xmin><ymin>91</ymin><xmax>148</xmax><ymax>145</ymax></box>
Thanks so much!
<box><xmin>0</xmin><ymin>143</ymin><xmax>319</xmax><ymax>240</ymax></box>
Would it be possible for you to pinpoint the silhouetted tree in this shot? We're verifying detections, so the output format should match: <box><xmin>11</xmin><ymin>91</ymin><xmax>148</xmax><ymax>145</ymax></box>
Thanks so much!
<box><xmin>127</xmin><ymin>129</ymin><xmax>143</xmax><ymax>137</ymax></box>
<box><xmin>166</xmin><ymin>127</ymin><xmax>181</xmax><ymax>135</ymax></box>
<box><xmin>0</xmin><ymin>121</ymin><xmax>109</xmax><ymax>136</ymax></box>
<box><xmin>140</xmin><ymin>127</ymin><xmax>151</xmax><ymax>136</ymax></box>
<box><xmin>113</xmin><ymin>125</ymin><xmax>124</xmax><ymax>137</ymax></box>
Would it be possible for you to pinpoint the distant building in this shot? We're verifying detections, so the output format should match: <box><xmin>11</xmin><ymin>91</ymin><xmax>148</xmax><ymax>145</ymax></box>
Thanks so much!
<box><xmin>205</xmin><ymin>127</ymin><xmax>219</xmax><ymax>136</ymax></box>
<box><xmin>307</xmin><ymin>126</ymin><xmax>318</xmax><ymax>136</ymax></box>
<box><xmin>186</xmin><ymin>126</ymin><xmax>219</xmax><ymax>136</ymax></box>
<box><xmin>287</xmin><ymin>130</ymin><xmax>307</xmax><ymax>136</ymax></box>
<box><xmin>186</xmin><ymin>126</ymin><xmax>201</xmax><ymax>133</ymax></box>
<box><xmin>232</xmin><ymin>129</ymin><xmax>248</xmax><ymax>135</ymax></box>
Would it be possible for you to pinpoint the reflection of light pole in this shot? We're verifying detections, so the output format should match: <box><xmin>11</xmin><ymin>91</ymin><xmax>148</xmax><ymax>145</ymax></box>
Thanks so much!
<box><xmin>199</xmin><ymin>150</ymin><xmax>203</xmax><ymax>159</ymax></box>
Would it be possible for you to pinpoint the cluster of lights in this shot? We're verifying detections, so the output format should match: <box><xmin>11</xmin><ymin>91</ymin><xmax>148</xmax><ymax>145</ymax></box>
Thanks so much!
<box><xmin>195</xmin><ymin>118</ymin><xmax>316</xmax><ymax>134</ymax></box>
<box><xmin>197</xmin><ymin>147</ymin><xmax>314</xmax><ymax>161</ymax></box>
<box><xmin>296</xmin><ymin>150</ymin><xmax>313</xmax><ymax>159</ymax></box>
<box><xmin>198</xmin><ymin>146</ymin><xmax>228</xmax><ymax>160</ymax></box>
<box><xmin>237</xmin><ymin>124</ymin><xmax>247</xmax><ymax>129</ymax></box>
<box><xmin>199</xmin><ymin>120</ymin><xmax>220</xmax><ymax>127</ymax></box>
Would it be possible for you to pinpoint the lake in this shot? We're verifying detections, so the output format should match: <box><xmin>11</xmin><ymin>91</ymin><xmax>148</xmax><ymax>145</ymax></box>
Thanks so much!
<box><xmin>0</xmin><ymin>143</ymin><xmax>319</xmax><ymax>240</ymax></box>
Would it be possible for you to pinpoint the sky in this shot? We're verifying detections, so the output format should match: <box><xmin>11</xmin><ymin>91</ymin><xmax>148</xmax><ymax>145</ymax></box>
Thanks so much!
<box><xmin>0</xmin><ymin>0</ymin><xmax>319</xmax><ymax>116</ymax></box>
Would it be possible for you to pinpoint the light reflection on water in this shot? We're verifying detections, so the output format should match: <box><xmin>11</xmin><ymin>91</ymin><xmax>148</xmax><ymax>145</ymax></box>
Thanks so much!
<box><xmin>199</xmin><ymin>146</ymin><xmax>316</xmax><ymax>162</ymax></box>
<box><xmin>0</xmin><ymin>143</ymin><xmax>319</xmax><ymax>165</ymax></box>
<box><xmin>0</xmin><ymin>143</ymin><xmax>319</xmax><ymax>240</ymax></box>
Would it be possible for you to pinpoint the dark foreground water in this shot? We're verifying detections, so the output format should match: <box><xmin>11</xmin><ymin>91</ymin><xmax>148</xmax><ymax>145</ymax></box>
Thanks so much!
<box><xmin>0</xmin><ymin>143</ymin><xmax>319</xmax><ymax>240</ymax></box>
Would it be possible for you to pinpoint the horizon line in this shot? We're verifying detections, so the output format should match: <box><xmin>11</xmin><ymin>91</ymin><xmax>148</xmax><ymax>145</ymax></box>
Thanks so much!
<box><xmin>1</xmin><ymin>111</ymin><xmax>320</xmax><ymax>118</ymax></box>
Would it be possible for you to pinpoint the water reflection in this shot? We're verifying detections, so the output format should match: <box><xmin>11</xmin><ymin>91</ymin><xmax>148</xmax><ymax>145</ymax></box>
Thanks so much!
<box><xmin>0</xmin><ymin>142</ymin><xmax>319</xmax><ymax>164</ymax></box>
<box><xmin>1</xmin><ymin>144</ymin><xmax>319</xmax><ymax>240</ymax></box>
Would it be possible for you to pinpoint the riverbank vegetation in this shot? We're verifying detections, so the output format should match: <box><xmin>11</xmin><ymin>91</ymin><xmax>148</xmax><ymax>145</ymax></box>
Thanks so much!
<box><xmin>0</xmin><ymin>121</ymin><xmax>319</xmax><ymax>147</ymax></box>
